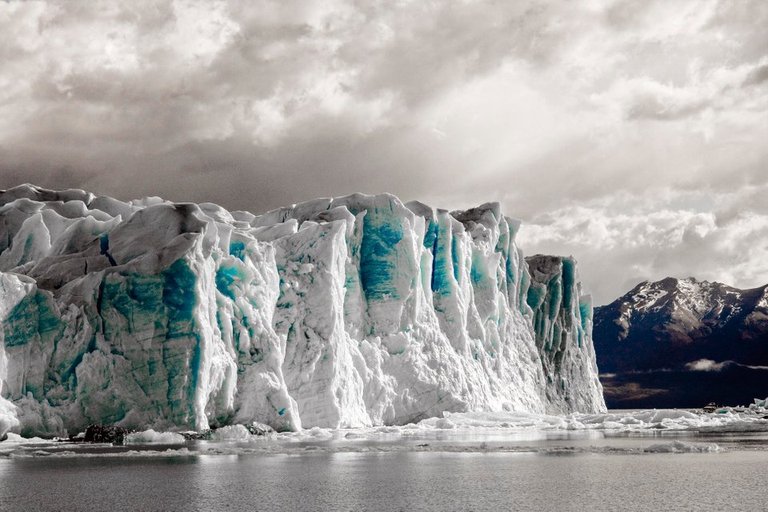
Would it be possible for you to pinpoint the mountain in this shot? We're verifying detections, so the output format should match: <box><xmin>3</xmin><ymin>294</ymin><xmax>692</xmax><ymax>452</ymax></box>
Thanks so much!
<box><xmin>0</xmin><ymin>184</ymin><xmax>604</xmax><ymax>438</ymax></box>
<box><xmin>594</xmin><ymin>277</ymin><xmax>768</xmax><ymax>408</ymax></box>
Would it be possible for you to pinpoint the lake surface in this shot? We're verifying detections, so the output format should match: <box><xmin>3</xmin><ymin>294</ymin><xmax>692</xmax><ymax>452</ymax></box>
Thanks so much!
<box><xmin>2</xmin><ymin>409</ymin><xmax>767</xmax><ymax>511</ymax></box>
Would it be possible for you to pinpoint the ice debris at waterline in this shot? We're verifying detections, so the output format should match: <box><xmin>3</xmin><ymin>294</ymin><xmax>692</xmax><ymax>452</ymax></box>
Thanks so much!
<box><xmin>0</xmin><ymin>185</ymin><xmax>604</xmax><ymax>438</ymax></box>
<box><xmin>5</xmin><ymin>409</ymin><xmax>764</xmax><ymax>458</ymax></box>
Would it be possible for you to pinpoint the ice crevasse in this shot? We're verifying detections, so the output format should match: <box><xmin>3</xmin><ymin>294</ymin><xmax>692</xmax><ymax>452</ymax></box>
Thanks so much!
<box><xmin>0</xmin><ymin>185</ymin><xmax>604</xmax><ymax>437</ymax></box>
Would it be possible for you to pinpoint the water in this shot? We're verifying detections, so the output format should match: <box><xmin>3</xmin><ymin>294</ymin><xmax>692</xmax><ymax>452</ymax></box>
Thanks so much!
<box><xmin>2</xmin><ymin>409</ymin><xmax>768</xmax><ymax>511</ymax></box>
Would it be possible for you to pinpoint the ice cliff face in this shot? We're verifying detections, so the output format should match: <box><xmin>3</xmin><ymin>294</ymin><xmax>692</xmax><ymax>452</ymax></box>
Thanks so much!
<box><xmin>0</xmin><ymin>185</ymin><xmax>604</xmax><ymax>437</ymax></box>
<box><xmin>526</xmin><ymin>255</ymin><xmax>603</xmax><ymax>413</ymax></box>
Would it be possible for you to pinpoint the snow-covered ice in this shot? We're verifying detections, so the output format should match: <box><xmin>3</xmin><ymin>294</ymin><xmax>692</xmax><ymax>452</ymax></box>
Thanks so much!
<box><xmin>0</xmin><ymin>185</ymin><xmax>604</xmax><ymax>438</ymax></box>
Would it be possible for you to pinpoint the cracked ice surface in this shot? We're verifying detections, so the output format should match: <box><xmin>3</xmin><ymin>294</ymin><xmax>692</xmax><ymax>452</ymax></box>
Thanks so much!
<box><xmin>0</xmin><ymin>185</ymin><xmax>604</xmax><ymax>438</ymax></box>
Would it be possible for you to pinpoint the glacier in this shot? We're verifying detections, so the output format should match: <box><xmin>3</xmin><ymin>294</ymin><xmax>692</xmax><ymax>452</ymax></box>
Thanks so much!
<box><xmin>0</xmin><ymin>184</ymin><xmax>604</xmax><ymax>438</ymax></box>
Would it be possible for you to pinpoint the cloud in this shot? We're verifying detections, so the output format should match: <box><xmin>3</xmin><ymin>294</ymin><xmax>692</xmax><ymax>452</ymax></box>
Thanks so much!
<box><xmin>0</xmin><ymin>0</ymin><xmax>766</xmax><ymax>301</ymax></box>
<box><xmin>685</xmin><ymin>359</ymin><xmax>727</xmax><ymax>372</ymax></box>
<box><xmin>600</xmin><ymin>381</ymin><xmax>668</xmax><ymax>401</ymax></box>
<box><xmin>591</xmin><ymin>56</ymin><xmax>768</xmax><ymax>121</ymax></box>
<box><xmin>518</xmin><ymin>184</ymin><xmax>768</xmax><ymax>303</ymax></box>
<box><xmin>744</xmin><ymin>64</ymin><xmax>768</xmax><ymax>86</ymax></box>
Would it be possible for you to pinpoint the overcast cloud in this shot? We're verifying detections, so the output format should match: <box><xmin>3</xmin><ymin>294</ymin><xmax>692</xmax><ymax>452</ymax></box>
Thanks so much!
<box><xmin>0</xmin><ymin>0</ymin><xmax>766</xmax><ymax>303</ymax></box>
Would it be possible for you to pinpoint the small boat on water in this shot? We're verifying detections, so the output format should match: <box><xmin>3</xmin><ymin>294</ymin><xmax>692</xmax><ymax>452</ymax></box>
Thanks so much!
<box><xmin>702</xmin><ymin>402</ymin><xmax>718</xmax><ymax>413</ymax></box>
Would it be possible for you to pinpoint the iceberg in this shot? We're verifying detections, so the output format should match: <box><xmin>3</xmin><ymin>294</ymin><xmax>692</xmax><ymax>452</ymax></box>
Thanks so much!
<box><xmin>0</xmin><ymin>184</ymin><xmax>604</xmax><ymax>437</ymax></box>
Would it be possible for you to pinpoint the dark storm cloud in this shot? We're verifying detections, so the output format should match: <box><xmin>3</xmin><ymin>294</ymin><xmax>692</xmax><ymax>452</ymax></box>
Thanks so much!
<box><xmin>0</xmin><ymin>0</ymin><xmax>579</xmax><ymax>205</ymax></box>
<box><xmin>744</xmin><ymin>64</ymin><xmax>768</xmax><ymax>86</ymax></box>
<box><xmin>0</xmin><ymin>0</ymin><xmax>766</xmax><ymax>301</ymax></box>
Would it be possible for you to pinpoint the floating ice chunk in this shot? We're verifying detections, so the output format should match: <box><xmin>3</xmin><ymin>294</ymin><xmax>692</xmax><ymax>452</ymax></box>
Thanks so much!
<box><xmin>644</xmin><ymin>441</ymin><xmax>720</xmax><ymax>453</ymax></box>
<box><xmin>1</xmin><ymin>432</ymin><xmax>49</xmax><ymax>445</ymax></box>
<box><xmin>125</xmin><ymin>430</ymin><xmax>186</xmax><ymax>445</ymax></box>
<box><xmin>433</xmin><ymin>417</ymin><xmax>456</xmax><ymax>429</ymax></box>
<box><xmin>210</xmin><ymin>425</ymin><xmax>252</xmax><ymax>442</ymax></box>
<box><xmin>299</xmin><ymin>427</ymin><xmax>334</xmax><ymax>440</ymax></box>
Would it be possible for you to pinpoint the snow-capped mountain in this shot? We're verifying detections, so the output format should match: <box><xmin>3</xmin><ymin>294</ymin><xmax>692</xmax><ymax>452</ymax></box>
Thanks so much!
<box><xmin>0</xmin><ymin>185</ymin><xmax>604</xmax><ymax>438</ymax></box>
<box><xmin>594</xmin><ymin>277</ymin><xmax>768</xmax><ymax>407</ymax></box>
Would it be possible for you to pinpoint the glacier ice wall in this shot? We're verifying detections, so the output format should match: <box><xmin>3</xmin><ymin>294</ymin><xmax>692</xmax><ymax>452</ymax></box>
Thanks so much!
<box><xmin>0</xmin><ymin>185</ymin><xmax>604</xmax><ymax>437</ymax></box>
<box><xmin>525</xmin><ymin>255</ymin><xmax>604</xmax><ymax>413</ymax></box>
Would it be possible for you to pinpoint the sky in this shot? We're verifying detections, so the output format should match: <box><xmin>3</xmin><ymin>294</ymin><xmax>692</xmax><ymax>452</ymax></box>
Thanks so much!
<box><xmin>0</xmin><ymin>0</ymin><xmax>766</xmax><ymax>304</ymax></box>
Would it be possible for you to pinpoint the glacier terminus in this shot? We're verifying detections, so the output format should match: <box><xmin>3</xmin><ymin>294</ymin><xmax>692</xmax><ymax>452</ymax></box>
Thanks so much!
<box><xmin>0</xmin><ymin>185</ymin><xmax>604</xmax><ymax>438</ymax></box>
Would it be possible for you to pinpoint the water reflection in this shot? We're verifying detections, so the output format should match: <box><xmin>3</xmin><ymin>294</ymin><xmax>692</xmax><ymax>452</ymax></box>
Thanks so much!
<box><xmin>1</xmin><ymin>447</ymin><xmax>768</xmax><ymax>511</ymax></box>
<box><xmin>2</xmin><ymin>409</ymin><xmax>768</xmax><ymax>511</ymax></box>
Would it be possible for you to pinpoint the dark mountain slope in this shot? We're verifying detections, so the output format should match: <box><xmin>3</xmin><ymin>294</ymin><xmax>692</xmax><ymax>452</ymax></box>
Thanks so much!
<box><xmin>593</xmin><ymin>277</ymin><xmax>768</xmax><ymax>408</ymax></box>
